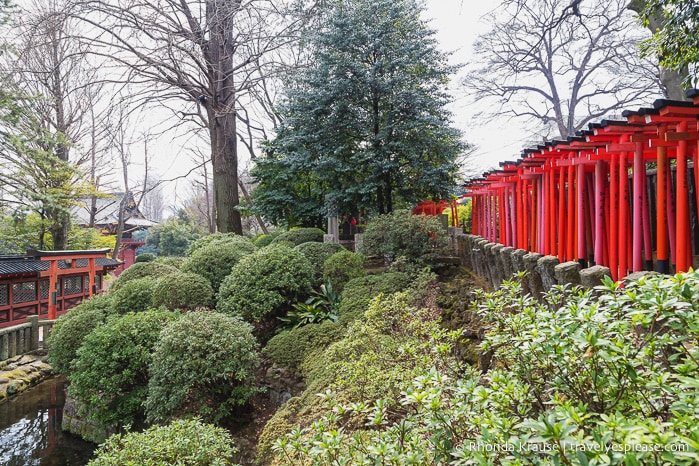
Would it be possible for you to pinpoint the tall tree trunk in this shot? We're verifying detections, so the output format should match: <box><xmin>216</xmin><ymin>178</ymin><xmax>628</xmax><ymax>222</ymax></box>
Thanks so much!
<box><xmin>238</xmin><ymin>178</ymin><xmax>269</xmax><ymax>234</ymax></box>
<box><xmin>207</xmin><ymin>0</ymin><xmax>242</xmax><ymax>235</ymax></box>
<box><xmin>628</xmin><ymin>0</ymin><xmax>689</xmax><ymax>100</ymax></box>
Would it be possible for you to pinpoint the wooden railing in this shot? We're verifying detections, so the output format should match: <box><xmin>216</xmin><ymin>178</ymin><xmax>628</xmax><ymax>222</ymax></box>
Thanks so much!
<box><xmin>0</xmin><ymin>316</ymin><xmax>55</xmax><ymax>361</ymax></box>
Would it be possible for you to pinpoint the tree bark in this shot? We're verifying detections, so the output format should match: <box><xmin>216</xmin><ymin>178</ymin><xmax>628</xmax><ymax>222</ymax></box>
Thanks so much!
<box><xmin>627</xmin><ymin>0</ymin><xmax>689</xmax><ymax>100</ymax></box>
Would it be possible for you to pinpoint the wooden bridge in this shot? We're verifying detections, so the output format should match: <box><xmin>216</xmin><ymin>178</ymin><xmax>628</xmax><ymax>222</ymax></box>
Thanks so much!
<box><xmin>462</xmin><ymin>90</ymin><xmax>699</xmax><ymax>281</ymax></box>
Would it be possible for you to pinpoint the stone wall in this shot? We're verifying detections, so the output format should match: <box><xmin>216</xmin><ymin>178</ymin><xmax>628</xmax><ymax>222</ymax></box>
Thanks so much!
<box><xmin>453</xmin><ymin>233</ymin><xmax>611</xmax><ymax>297</ymax></box>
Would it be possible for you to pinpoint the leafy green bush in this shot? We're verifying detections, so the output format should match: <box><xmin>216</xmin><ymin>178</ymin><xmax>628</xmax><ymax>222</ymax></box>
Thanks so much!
<box><xmin>296</xmin><ymin>241</ymin><xmax>345</xmax><ymax>284</ymax></box>
<box><xmin>281</xmin><ymin>282</ymin><xmax>341</xmax><ymax>329</ymax></box>
<box><xmin>217</xmin><ymin>245</ymin><xmax>314</xmax><ymax>322</ymax></box>
<box><xmin>336</xmin><ymin>272</ymin><xmax>409</xmax><ymax>325</ymax></box>
<box><xmin>322</xmin><ymin>250</ymin><xmax>366</xmax><ymax>292</ymax></box>
<box><xmin>264</xmin><ymin>320</ymin><xmax>346</xmax><ymax>375</ymax></box>
<box><xmin>154</xmin><ymin>256</ymin><xmax>186</xmax><ymax>269</ymax></box>
<box><xmin>182</xmin><ymin>240</ymin><xmax>256</xmax><ymax>293</ymax></box>
<box><xmin>359</xmin><ymin>210</ymin><xmax>448</xmax><ymax>264</ymax></box>
<box><xmin>68</xmin><ymin>309</ymin><xmax>179</xmax><ymax>429</ymax></box>
<box><xmin>273</xmin><ymin>273</ymin><xmax>699</xmax><ymax>465</ymax></box>
<box><xmin>270</xmin><ymin>228</ymin><xmax>325</xmax><ymax>247</ymax></box>
<box><xmin>145</xmin><ymin>311</ymin><xmax>260</xmax><ymax>424</ymax></box>
<box><xmin>47</xmin><ymin>293</ymin><xmax>113</xmax><ymax>375</ymax></box>
<box><xmin>253</xmin><ymin>230</ymin><xmax>284</xmax><ymax>248</ymax></box>
<box><xmin>151</xmin><ymin>272</ymin><xmax>213</xmax><ymax>310</ymax></box>
<box><xmin>88</xmin><ymin>418</ymin><xmax>238</xmax><ymax>466</ymax></box>
<box><xmin>134</xmin><ymin>252</ymin><xmax>156</xmax><ymax>263</ymax></box>
<box><xmin>109</xmin><ymin>262</ymin><xmax>178</xmax><ymax>292</ymax></box>
<box><xmin>110</xmin><ymin>277</ymin><xmax>157</xmax><ymax>314</ymax></box>
<box><xmin>186</xmin><ymin>232</ymin><xmax>255</xmax><ymax>255</ymax></box>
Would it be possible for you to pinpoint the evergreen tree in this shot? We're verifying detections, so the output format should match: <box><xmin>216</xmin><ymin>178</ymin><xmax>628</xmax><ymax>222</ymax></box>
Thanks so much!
<box><xmin>252</xmin><ymin>0</ymin><xmax>466</xmax><ymax>223</ymax></box>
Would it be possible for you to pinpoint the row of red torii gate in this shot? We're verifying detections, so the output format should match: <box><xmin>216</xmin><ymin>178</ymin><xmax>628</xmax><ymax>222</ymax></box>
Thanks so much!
<box><xmin>462</xmin><ymin>90</ymin><xmax>699</xmax><ymax>281</ymax></box>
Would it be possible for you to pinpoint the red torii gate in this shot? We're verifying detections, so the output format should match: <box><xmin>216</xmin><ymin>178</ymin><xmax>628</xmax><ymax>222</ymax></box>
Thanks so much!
<box><xmin>464</xmin><ymin>91</ymin><xmax>699</xmax><ymax>280</ymax></box>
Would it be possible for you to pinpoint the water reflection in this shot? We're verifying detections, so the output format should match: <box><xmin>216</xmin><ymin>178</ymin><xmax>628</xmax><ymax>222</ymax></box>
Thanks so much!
<box><xmin>0</xmin><ymin>377</ymin><xmax>96</xmax><ymax>466</ymax></box>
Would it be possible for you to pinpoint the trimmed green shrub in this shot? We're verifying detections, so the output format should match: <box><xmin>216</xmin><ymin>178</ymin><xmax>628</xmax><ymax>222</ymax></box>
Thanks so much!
<box><xmin>88</xmin><ymin>418</ymin><xmax>238</xmax><ymax>466</ymax></box>
<box><xmin>145</xmin><ymin>311</ymin><xmax>260</xmax><ymax>424</ymax></box>
<box><xmin>110</xmin><ymin>277</ymin><xmax>157</xmax><ymax>315</ymax></box>
<box><xmin>264</xmin><ymin>320</ymin><xmax>346</xmax><ymax>375</ymax></box>
<box><xmin>336</xmin><ymin>272</ymin><xmax>409</xmax><ymax>325</ymax></box>
<box><xmin>134</xmin><ymin>252</ymin><xmax>156</xmax><ymax>263</ymax></box>
<box><xmin>296</xmin><ymin>241</ymin><xmax>345</xmax><ymax>284</ymax></box>
<box><xmin>47</xmin><ymin>293</ymin><xmax>113</xmax><ymax>375</ymax></box>
<box><xmin>186</xmin><ymin>232</ymin><xmax>255</xmax><ymax>255</ymax></box>
<box><xmin>68</xmin><ymin>309</ymin><xmax>179</xmax><ymax>429</ymax></box>
<box><xmin>253</xmin><ymin>230</ymin><xmax>284</xmax><ymax>248</ymax></box>
<box><xmin>217</xmin><ymin>245</ymin><xmax>314</xmax><ymax>322</ymax></box>
<box><xmin>322</xmin><ymin>250</ymin><xmax>366</xmax><ymax>292</ymax></box>
<box><xmin>151</xmin><ymin>272</ymin><xmax>213</xmax><ymax>310</ymax></box>
<box><xmin>154</xmin><ymin>256</ymin><xmax>186</xmax><ymax>269</ymax></box>
<box><xmin>109</xmin><ymin>262</ymin><xmax>178</xmax><ymax>292</ymax></box>
<box><xmin>270</xmin><ymin>227</ymin><xmax>325</xmax><ymax>247</ymax></box>
<box><xmin>359</xmin><ymin>210</ymin><xmax>448</xmax><ymax>264</ymax></box>
<box><xmin>182</xmin><ymin>240</ymin><xmax>256</xmax><ymax>293</ymax></box>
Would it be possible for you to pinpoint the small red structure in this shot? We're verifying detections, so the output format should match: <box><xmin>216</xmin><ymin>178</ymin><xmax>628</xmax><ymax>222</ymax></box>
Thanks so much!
<box><xmin>0</xmin><ymin>249</ymin><xmax>121</xmax><ymax>328</ymax></box>
<box><xmin>413</xmin><ymin>199</ymin><xmax>460</xmax><ymax>227</ymax></box>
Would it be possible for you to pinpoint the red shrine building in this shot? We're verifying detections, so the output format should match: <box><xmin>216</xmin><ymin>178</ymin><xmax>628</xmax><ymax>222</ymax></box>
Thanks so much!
<box><xmin>0</xmin><ymin>249</ymin><xmax>121</xmax><ymax>328</ymax></box>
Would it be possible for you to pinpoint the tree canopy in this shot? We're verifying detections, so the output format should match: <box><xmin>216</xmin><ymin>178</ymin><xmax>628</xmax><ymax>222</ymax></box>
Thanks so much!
<box><xmin>636</xmin><ymin>0</ymin><xmax>699</xmax><ymax>87</ymax></box>
<box><xmin>252</xmin><ymin>0</ymin><xmax>466</xmax><ymax>225</ymax></box>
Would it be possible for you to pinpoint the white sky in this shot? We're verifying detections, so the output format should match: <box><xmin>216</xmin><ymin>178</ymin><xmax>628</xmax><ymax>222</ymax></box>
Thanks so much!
<box><xmin>125</xmin><ymin>1</ymin><xmax>537</xmax><ymax>208</ymax></box>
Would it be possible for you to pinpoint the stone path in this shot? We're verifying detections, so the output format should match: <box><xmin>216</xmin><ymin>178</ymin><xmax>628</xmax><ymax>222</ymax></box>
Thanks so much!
<box><xmin>0</xmin><ymin>353</ymin><xmax>53</xmax><ymax>403</ymax></box>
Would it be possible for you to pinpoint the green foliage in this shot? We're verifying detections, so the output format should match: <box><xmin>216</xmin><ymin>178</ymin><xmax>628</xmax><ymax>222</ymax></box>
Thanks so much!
<box><xmin>270</xmin><ymin>228</ymin><xmax>325</xmax><ymax>247</ymax></box>
<box><xmin>145</xmin><ymin>311</ymin><xmax>260</xmax><ymax>424</ymax></box>
<box><xmin>186</xmin><ymin>232</ymin><xmax>255</xmax><ymax>255</ymax></box>
<box><xmin>281</xmin><ymin>282</ymin><xmax>341</xmax><ymax>329</ymax></box>
<box><xmin>154</xmin><ymin>256</ymin><xmax>186</xmax><ymax>269</ymax></box>
<box><xmin>110</xmin><ymin>277</ymin><xmax>157</xmax><ymax>315</ymax></box>
<box><xmin>68</xmin><ymin>309</ymin><xmax>179</xmax><ymax>429</ymax></box>
<box><xmin>638</xmin><ymin>0</ymin><xmax>698</xmax><ymax>86</ymax></box>
<box><xmin>264</xmin><ymin>320</ymin><xmax>346</xmax><ymax>375</ymax></box>
<box><xmin>252</xmin><ymin>230</ymin><xmax>284</xmax><ymax>248</ymax></box>
<box><xmin>217</xmin><ymin>245</ymin><xmax>314</xmax><ymax>322</ymax></box>
<box><xmin>109</xmin><ymin>261</ymin><xmax>179</xmax><ymax>292</ymax></box>
<box><xmin>253</xmin><ymin>0</ymin><xmax>464</xmax><ymax>221</ymax></box>
<box><xmin>182</xmin><ymin>239</ymin><xmax>256</xmax><ymax>293</ymax></box>
<box><xmin>151</xmin><ymin>272</ymin><xmax>213</xmax><ymax>310</ymax></box>
<box><xmin>88</xmin><ymin>418</ymin><xmax>238</xmax><ymax>466</ymax></box>
<box><xmin>46</xmin><ymin>293</ymin><xmax>113</xmax><ymax>375</ymax></box>
<box><xmin>295</xmin><ymin>241</ymin><xmax>345</xmax><ymax>284</ymax></box>
<box><xmin>336</xmin><ymin>272</ymin><xmax>410</xmax><ymax>325</ymax></box>
<box><xmin>359</xmin><ymin>210</ymin><xmax>448</xmax><ymax>264</ymax></box>
<box><xmin>67</xmin><ymin>228</ymin><xmax>116</xmax><ymax>252</ymax></box>
<box><xmin>272</xmin><ymin>272</ymin><xmax>699</xmax><ymax>465</ymax></box>
<box><xmin>146</xmin><ymin>218</ymin><xmax>201</xmax><ymax>256</ymax></box>
<box><xmin>322</xmin><ymin>250</ymin><xmax>366</xmax><ymax>292</ymax></box>
<box><xmin>134</xmin><ymin>252</ymin><xmax>156</xmax><ymax>263</ymax></box>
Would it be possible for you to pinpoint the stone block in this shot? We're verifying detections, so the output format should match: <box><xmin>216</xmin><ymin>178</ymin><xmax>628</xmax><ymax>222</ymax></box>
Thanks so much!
<box><xmin>537</xmin><ymin>255</ymin><xmax>560</xmax><ymax>292</ymax></box>
<box><xmin>580</xmin><ymin>265</ymin><xmax>612</xmax><ymax>289</ymax></box>
<box><xmin>554</xmin><ymin>261</ymin><xmax>581</xmax><ymax>286</ymax></box>
<box><xmin>500</xmin><ymin>246</ymin><xmax>515</xmax><ymax>280</ymax></box>
<box><xmin>622</xmin><ymin>270</ymin><xmax>660</xmax><ymax>287</ymax></box>
<box><xmin>523</xmin><ymin>252</ymin><xmax>543</xmax><ymax>298</ymax></box>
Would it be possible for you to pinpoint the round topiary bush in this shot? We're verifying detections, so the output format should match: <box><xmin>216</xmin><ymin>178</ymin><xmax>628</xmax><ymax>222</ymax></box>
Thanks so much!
<box><xmin>109</xmin><ymin>262</ymin><xmax>179</xmax><ymax>292</ymax></box>
<box><xmin>337</xmin><ymin>272</ymin><xmax>410</xmax><ymax>325</ymax></box>
<box><xmin>155</xmin><ymin>256</ymin><xmax>186</xmax><ymax>269</ymax></box>
<box><xmin>186</xmin><ymin>232</ymin><xmax>255</xmax><ymax>255</ymax></box>
<box><xmin>181</xmin><ymin>240</ymin><xmax>257</xmax><ymax>293</ymax></box>
<box><xmin>68</xmin><ymin>309</ymin><xmax>180</xmax><ymax>429</ymax></box>
<box><xmin>322</xmin><ymin>250</ymin><xmax>366</xmax><ymax>292</ymax></box>
<box><xmin>217</xmin><ymin>245</ymin><xmax>314</xmax><ymax>322</ymax></box>
<box><xmin>110</xmin><ymin>277</ymin><xmax>158</xmax><ymax>314</ymax></box>
<box><xmin>88</xmin><ymin>418</ymin><xmax>237</xmax><ymax>466</ymax></box>
<box><xmin>296</xmin><ymin>242</ymin><xmax>346</xmax><ymax>284</ymax></box>
<box><xmin>145</xmin><ymin>311</ymin><xmax>260</xmax><ymax>424</ymax></box>
<box><xmin>151</xmin><ymin>272</ymin><xmax>213</xmax><ymax>310</ymax></box>
<box><xmin>253</xmin><ymin>230</ymin><xmax>284</xmax><ymax>248</ymax></box>
<box><xmin>270</xmin><ymin>228</ymin><xmax>325</xmax><ymax>247</ymax></box>
<box><xmin>359</xmin><ymin>210</ymin><xmax>448</xmax><ymax>264</ymax></box>
<box><xmin>135</xmin><ymin>252</ymin><xmax>156</xmax><ymax>263</ymax></box>
<box><xmin>47</xmin><ymin>293</ymin><xmax>114</xmax><ymax>376</ymax></box>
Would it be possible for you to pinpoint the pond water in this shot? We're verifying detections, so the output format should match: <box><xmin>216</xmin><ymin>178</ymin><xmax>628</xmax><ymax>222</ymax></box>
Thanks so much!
<box><xmin>0</xmin><ymin>377</ymin><xmax>96</xmax><ymax>466</ymax></box>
